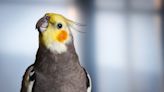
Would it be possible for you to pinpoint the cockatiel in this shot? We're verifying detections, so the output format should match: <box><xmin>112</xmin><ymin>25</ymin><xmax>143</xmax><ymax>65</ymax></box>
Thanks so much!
<box><xmin>20</xmin><ymin>13</ymin><xmax>91</xmax><ymax>92</ymax></box>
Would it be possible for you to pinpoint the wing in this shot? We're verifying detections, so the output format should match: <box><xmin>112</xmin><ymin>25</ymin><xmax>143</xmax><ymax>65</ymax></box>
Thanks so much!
<box><xmin>83</xmin><ymin>68</ymin><xmax>92</xmax><ymax>92</ymax></box>
<box><xmin>20</xmin><ymin>65</ymin><xmax>35</xmax><ymax>92</ymax></box>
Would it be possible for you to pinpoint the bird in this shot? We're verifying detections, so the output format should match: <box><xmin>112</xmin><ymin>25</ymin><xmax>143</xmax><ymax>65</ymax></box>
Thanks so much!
<box><xmin>20</xmin><ymin>13</ymin><xmax>91</xmax><ymax>92</ymax></box>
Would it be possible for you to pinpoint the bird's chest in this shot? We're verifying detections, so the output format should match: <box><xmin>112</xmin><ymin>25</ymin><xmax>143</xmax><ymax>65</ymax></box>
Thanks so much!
<box><xmin>33</xmin><ymin>63</ymin><xmax>86</xmax><ymax>92</ymax></box>
<box><xmin>33</xmin><ymin>51</ymin><xmax>87</xmax><ymax>92</ymax></box>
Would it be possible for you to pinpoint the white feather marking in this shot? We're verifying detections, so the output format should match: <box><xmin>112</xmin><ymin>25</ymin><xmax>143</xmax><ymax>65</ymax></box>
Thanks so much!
<box><xmin>47</xmin><ymin>42</ymin><xmax>67</xmax><ymax>54</ymax></box>
<box><xmin>27</xmin><ymin>71</ymin><xmax>35</xmax><ymax>92</ymax></box>
<box><xmin>27</xmin><ymin>80</ymin><xmax>35</xmax><ymax>92</ymax></box>
<box><xmin>87</xmin><ymin>73</ymin><xmax>92</xmax><ymax>92</ymax></box>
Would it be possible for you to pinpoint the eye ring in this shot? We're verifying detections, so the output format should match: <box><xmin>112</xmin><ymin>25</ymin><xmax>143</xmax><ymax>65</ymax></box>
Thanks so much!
<box><xmin>57</xmin><ymin>23</ymin><xmax>63</xmax><ymax>29</ymax></box>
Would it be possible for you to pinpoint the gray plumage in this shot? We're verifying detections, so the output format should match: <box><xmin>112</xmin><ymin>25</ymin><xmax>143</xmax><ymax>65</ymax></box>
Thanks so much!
<box><xmin>21</xmin><ymin>13</ymin><xmax>91</xmax><ymax>92</ymax></box>
<box><xmin>21</xmin><ymin>42</ymin><xmax>91</xmax><ymax>92</ymax></box>
<box><xmin>33</xmin><ymin>44</ymin><xmax>88</xmax><ymax>92</ymax></box>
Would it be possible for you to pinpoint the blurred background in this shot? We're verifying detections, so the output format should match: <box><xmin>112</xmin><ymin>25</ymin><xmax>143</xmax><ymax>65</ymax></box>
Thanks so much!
<box><xmin>0</xmin><ymin>0</ymin><xmax>163</xmax><ymax>92</ymax></box>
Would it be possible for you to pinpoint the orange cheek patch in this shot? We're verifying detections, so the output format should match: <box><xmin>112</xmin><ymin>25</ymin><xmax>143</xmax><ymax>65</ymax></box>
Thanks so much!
<box><xmin>57</xmin><ymin>30</ymin><xmax>68</xmax><ymax>42</ymax></box>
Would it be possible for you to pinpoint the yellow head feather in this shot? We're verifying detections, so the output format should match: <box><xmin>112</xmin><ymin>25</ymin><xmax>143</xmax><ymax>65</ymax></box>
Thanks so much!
<box><xmin>40</xmin><ymin>13</ymin><xmax>71</xmax><ymax>45</ymax></box>
<box><xmin>37</xmin><ymin>13</ymin><xmax>74</xmax><ymax>54</ymax></box>
<box><xmin>36</xmin><ymin>13</ymin><xmax>84</xmax><ymax>53</ymax></box>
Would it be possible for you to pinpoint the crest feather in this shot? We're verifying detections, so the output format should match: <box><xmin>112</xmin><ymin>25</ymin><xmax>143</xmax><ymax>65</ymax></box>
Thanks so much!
<box><xmin>65</xmin><ymin>18</ymin><xmax>86</xmax><ymax>33</ymax></box>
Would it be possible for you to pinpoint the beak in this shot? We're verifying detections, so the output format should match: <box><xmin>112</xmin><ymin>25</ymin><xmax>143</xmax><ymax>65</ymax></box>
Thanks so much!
<box><xmin>36</xmin><ymin>15</ymin><xmax>50</xmax><ymax>32</ymax></box>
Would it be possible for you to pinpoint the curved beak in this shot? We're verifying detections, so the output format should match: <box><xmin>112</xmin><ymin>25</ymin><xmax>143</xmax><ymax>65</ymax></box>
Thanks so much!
<box><xmin>36</xmin><ymin>15</ymin><xmax>50</xmax><ymax>32</ymax></box>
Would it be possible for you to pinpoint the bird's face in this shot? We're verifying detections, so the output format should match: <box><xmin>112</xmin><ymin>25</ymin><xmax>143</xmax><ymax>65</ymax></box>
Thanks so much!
<box><xmin>36</xmin><ymin>13</ymin><xmax>73</xmax><ymax>54</ymax></box>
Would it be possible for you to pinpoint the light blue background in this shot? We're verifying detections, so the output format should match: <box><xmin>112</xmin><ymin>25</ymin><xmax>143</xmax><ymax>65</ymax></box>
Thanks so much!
<box><xmin>0</xmin><ymin>0</ymin><xmax>163</xmax><ymax>92</ymax></box>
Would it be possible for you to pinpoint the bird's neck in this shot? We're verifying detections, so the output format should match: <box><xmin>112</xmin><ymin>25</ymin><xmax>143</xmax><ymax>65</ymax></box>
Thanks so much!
<box><xmin>34</xmin><ymin>43</ymin><xmax>79</xmax><ymax>75</ymax></box>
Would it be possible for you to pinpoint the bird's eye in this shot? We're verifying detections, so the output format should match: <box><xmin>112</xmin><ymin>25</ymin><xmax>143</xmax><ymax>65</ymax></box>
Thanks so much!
<box><xmin>57</xmin><ymin>23</ymin><xmax>63</xmax><ymax>29</ymax></box>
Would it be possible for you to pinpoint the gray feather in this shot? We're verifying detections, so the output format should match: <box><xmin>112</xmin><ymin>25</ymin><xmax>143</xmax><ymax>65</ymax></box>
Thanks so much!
<box><xmin>32</xmin><ymin>44</ymin><xmax>90</xmax><ymax>92</ymax></box>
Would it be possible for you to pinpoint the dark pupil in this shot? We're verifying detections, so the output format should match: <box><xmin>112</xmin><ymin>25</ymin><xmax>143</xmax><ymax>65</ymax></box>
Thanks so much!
<box><xmin>57</xmin><ymin>23</ymin><xmax>62</xmax><ymax>29</ymax></box>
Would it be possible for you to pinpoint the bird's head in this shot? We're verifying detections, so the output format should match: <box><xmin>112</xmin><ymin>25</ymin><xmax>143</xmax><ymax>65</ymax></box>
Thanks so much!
<box><xmin>36</xmin><ymin>13</ymin><xmax>74</xmax><ymax>54</ymax></box>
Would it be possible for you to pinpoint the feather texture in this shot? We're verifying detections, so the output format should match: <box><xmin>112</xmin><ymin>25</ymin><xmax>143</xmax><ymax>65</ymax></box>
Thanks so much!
<box><xmin>21</xmin><ymin>13</ymin><xmax>92</xmax><ymax>92</ymax></box>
